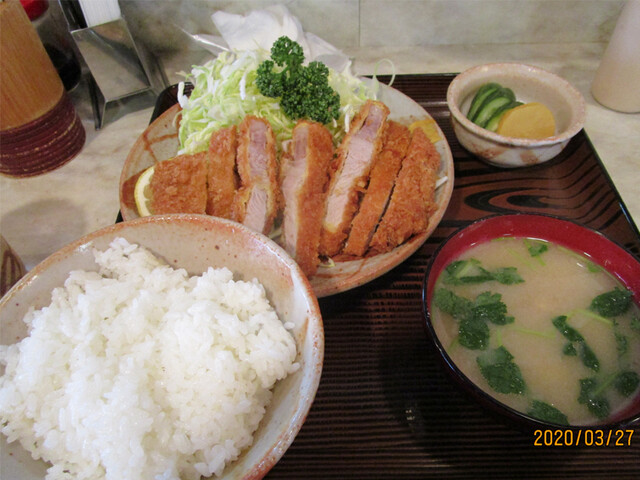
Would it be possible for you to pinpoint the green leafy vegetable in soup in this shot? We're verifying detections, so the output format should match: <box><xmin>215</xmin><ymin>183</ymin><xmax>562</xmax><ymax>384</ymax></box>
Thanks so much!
<box><xmin>614</xmin><ymin>371</ymin><xmax>640</xmax><ymax>397</ymax></box>
<box><xmin>459</xmin><ymin>315</ymin><xmax>490</xmax><ymax>350</ymax></box>
<box><xmin>590</xmin><ymin>288</ymin><xmax>633</xmax><ymax>318</ymax></box>
<box><xmin>524</xmin><ymin>238</ymin><xmax>549</xmax><ymax>258</ymax></box>
<box><xmin>441</xmin><ymin>259</ymin><xmax>523</xmax><ymax>285</ymax></box>
<box><xmin>615</xmin><ymin>331</ymin><xmax>629</xmax><ymax>357</ymax></box>
<box><xmin>433</xmin><ymin>289</ymin><xmax>513</xmax><ymax>350</ymax></box>
<box><xmin>473</xmin><ymin>292</ymin><xmax>514</xmax><ymax>325</ymax></box>
<box><xmin>477</xmin><ymin>346</ymin><xmax>526</xmax><ymax>395</ymax></box>
<box><xmin>552</xmin><ymin>315</ymin><xmax>600</xmax><ymax>372</ymax></box>
<box><xmin>527</xmin><ymin>400</ymin><xmax>569</xmax><ymax>425</ymax></box>
<box><xmin>578</xmin><ymin>377</ymin><xmax>610</xmax><ymax>419</ymax></box>
<box><xmin>577</xmin><ymin>370</ymin><xmax>639</xmax><ymax>419</ymax></box>
<box><xmin>429</xmin><ymin>236</ymin><xmax>640</xmax><ymax>426</ymax></box>
<box><xmin>432</xmin><ymin>288</ymin><xmax>474</xmax><ymax>320</ymax></box>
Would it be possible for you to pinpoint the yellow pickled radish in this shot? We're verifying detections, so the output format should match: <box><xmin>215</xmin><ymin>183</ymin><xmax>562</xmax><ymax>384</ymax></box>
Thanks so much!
<box><xmin>496</xmin><ymin>102</ymin><xmax>556</xmax><ymax>139</ymax></box>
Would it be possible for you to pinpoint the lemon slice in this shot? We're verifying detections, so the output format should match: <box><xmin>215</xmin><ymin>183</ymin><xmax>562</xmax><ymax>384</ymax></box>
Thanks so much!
<box><xmin>409</xmin><ymin>118</ymin><xmax>442</xmax><ymax>143</ymax></box>
<box><xmin>134</xmin><ymin>165</ymin><xmax>155</xmax><ymax>217</ymax></box>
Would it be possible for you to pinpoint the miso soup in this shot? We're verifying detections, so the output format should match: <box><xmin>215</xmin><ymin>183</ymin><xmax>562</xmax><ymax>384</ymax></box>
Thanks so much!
<box><xmin>430</xmin><ymin>236</ymin><xmax>640</xmax><ymax>425</ymax></box>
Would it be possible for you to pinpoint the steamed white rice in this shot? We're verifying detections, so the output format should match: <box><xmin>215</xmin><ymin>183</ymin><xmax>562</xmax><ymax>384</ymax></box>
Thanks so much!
<box><xmin>0</xmin><ymin>238</ymin><xmax>298</xmax><ymax>480</ymax></box>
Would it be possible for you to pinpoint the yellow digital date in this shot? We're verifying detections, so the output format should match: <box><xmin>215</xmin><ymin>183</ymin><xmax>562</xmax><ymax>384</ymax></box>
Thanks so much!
<box><xmin>533</xmin><ymin>429</ymin><xmax>635</xmax><ymax>447</ymax></box>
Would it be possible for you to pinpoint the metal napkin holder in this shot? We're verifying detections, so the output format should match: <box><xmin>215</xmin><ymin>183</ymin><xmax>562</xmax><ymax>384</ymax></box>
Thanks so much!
<box><xmin>58</xmin><ymin>1</ymin><xmax>167</xmax><ymax>128</ymax></box>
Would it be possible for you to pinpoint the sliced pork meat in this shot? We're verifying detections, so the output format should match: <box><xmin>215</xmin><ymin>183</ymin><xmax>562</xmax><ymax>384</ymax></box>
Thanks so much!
<box><xmin>150</xmin><ymin>152</ymin><xmax>208</xmax><ymax>214</ymax></box>
<box><xmin>342</xmin><ymin>120</ymin><xmax>411</xmax><ymax>257</ymax></box>
<box><xmin>319</xmin><ymin>100</ymin><xmax>390</xmax><ymax>257</ymax></box>
<box><xmin>369</xmin><ymin>127</ymin><xmax>441</xmax><ymax>254</ymax></box>
<box><xmin>206</xmin><ymin>125</ymin><xmax>238</xmax><ymax>218</ymax></box>
<box><xmin>281</xmin><ymin>120</ymin><xmax>334</xmax><ymax>276</ymax></box>
<box><xmin>232</xmin><ymin>116</ymin><xmax>279</xmax><ymax>235</ymax></box>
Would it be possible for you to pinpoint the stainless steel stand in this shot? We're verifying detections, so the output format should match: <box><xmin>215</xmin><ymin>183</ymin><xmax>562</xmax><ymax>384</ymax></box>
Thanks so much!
<box><xmin>59</xmin><ymin>1</ymin><xmax>168</xmax><ymax>128</ymax></box>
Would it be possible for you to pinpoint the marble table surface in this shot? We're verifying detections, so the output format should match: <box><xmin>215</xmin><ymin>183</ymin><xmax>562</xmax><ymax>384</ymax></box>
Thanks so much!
<box><xmin>1</xmin><ymin>43</ymin><xmax>638</xmax><ymax>271</ymax></box>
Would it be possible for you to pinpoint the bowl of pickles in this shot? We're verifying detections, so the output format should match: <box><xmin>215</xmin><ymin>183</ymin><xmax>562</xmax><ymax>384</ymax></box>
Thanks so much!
<box><xmin>447</xmin><ymin>63</ymin><xmax>586</xmax><ymax>168</ymax></box>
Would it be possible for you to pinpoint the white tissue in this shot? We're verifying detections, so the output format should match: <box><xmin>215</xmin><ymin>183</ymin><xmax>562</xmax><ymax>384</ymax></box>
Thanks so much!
<box><xmin>212</xmin><ymin>5</ymin><xmax>308</xmax><ymax>54</ymax></box>
<box><xmin>78</xmin><ymin>0</ymin><xmax>121</xmax><ymax>27</ymax></box>
<box><xmin>184</xmin><ymin>4</ymin><xmax>352</xmax><ymax>73</ymax></box>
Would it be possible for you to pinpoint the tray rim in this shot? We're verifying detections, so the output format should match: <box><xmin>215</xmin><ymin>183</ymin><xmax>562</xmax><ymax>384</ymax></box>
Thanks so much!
<box><xmin>372</xmin><ymin>73</ymin><xmax>640</xmax><ymax>242</ymax></box>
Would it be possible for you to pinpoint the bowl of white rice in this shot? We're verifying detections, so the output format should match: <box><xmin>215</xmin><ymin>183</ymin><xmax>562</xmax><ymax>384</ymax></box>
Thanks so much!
<box><xmin>0</xmin><ymin>214</ymin><xmax>324</xmax><ymax>480</ymax></box>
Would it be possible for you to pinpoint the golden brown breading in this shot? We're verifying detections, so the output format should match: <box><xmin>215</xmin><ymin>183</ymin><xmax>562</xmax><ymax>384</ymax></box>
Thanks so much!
<box><xmin>206</xmin><ymin>125</ymin><xmax>238</xmax><ymax>218</ymax></box>
<box><xmin>342</xmin><ymin>120</ymin><xmax>411</xmax><ymax>257</ymax></box>
<box><xmin>232</xmin><ymin>116</ymin><xmax>279</xmax><ymax>235</ymax></box>
<box><xmin>150</xmin><ymin>152</ymin><xmax>208</xmax><ymax>214</ymax></box>
<box><xmin>319</xmin><ymin>100</ymin><xmax>389</xmax><ymax>257</ymax></box>
<box><xmin>368</xmin><ymin>127</ymin><xmax>440</xmax><ymax>254</ymax></box>
<box><xmin>281</xmin><ymin>120</ymin><xmax>334</xmax><ymax>276</ymax></box>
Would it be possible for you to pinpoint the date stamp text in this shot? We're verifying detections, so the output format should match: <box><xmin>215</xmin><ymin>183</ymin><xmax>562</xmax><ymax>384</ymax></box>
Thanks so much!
<box><xmin>533</xmin><ymin>429</ymin><xmax>635</xmax><ymax>447</ymax></box>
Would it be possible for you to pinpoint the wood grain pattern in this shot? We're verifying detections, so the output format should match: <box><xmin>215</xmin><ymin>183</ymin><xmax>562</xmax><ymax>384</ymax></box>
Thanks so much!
<box><xmin>0</xmin><ymin>0</ymin><xmax>63</xmax><ymax>130</ymax></box>
<box><xmin>148</xmin><ymin>75</ymin><xmax>640</xmax><ymax>479</ymax></box>
<box><xmin>0</xmin><ymin>1</ymin><xmax>85</xmax><ymax>177</ymax></box>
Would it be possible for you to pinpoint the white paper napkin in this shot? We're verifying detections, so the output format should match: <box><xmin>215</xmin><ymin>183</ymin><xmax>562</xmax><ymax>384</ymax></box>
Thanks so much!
<box><xmin>183</xmin><ymin>4</ymin><xmax>352</xmax><ymax>73</ymax></box>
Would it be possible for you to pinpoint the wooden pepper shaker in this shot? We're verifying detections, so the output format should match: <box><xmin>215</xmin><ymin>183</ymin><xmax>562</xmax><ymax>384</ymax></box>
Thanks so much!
<box><xmin>0</xmin><ymin>0</ymin><xmax>85</xmax><ymax>177</ymax></box>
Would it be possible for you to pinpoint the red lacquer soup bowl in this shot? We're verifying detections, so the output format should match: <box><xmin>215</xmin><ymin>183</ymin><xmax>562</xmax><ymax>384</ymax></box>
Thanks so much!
<box><xmin>422</xmin><ymin>213</ymin><xmax>640</xmax><ymax>431</ymax></box>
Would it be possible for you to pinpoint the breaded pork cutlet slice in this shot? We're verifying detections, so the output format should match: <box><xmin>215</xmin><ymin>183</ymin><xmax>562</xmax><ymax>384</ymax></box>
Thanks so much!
<box><xmin>206</xmin><ymin>125</ymin><xmax>238</xmax><ymax>218</ymax></box>
<box><xmin>232</xmin><ymin>116</ymin><xmax>279</xmax><ymax>235</ymax></box>
<box><xmin>281</xmin><ymin>120</ymin><xmax>334</xmax><ymax>276</ymax></box>
<box><xmin>319</xmin><ymin>100</ymin><xmax>389</xmax><ymax>257</ymax></box>
<box><xmin>150</xmin><ymin>152</ymin><xmax>208</xmax><ymax>214</ymax></box>
<box><xmin>369</xmin><ymin>127</ymin><xmax>441</xmax><ymax>253</ymax></box>
<box><xmin>342</xmin><ymin>120</ymin><xmax>411</xmax><ymax>257</ymax></box>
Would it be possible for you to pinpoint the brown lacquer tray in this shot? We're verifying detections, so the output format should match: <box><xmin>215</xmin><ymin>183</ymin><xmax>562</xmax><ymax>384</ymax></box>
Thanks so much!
<box><xmin>149</xmin><ymin>75</ymin><xmax>640</xmax><ymax>479</ymax></box>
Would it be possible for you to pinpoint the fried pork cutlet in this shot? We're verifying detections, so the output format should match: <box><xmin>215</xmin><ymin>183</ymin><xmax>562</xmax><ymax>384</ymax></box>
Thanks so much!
<box><xmin>369</xmin><ymin>127</ymin><xmax>441</xmax><ymax>254</ymax></box>
<box><xmin>281</xmin><ymin>120</ymin><xmax>334</xmax><ymax>276</ymax></box>
<box><xmin>319</xmin><ymin>100</ymin><xmax>389</xmax><ymax>257</ymax></box>
<box><xmin>232</xmin><ymin>116</ymin><xmax>279</xmax><ymax>235</ymax></box>
<box><xmin>342</xmin><ymin>120</ymin><xmax>411</xmax><ymax>257</ymax></box>
<box><xmin>150</xmin><ymin>152</ymin><xmax>208</xmax><ymax>214</ymax></box>
<box><xmin>206</xmin><ymin>125</ymin><xmax>238</xmax><ymax>218</ymax></box>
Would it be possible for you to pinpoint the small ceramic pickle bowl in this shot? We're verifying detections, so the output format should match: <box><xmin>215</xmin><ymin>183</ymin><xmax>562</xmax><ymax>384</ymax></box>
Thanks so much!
<box><xmin>422</xmin><ymin>214</ymin><xmax>640</xmax><ymax>431</ymax></box>
<box><xmin>447</xmin><ymin>63</ymin><xmax>586</xmax><ymax>168</ymax></box>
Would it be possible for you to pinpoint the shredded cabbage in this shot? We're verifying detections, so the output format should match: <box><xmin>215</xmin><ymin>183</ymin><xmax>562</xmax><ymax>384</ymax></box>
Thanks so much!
<box><xmin>177</xmin><ymin>50</ymin><xmax>378</xmax><ymax>154</ymax></box>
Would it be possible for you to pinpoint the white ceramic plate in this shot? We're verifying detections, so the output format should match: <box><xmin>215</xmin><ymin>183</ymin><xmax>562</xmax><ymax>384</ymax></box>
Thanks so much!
<box><xmin>119</xmin><ymin>82</ymin><xmax>454</xmax><ymax>297</ymax></box>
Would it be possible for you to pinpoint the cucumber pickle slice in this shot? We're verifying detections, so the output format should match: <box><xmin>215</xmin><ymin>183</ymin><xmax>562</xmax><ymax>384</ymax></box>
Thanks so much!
<box><xmin>485</xmin><ymin>100</ymin><xmax>523</xmax><ymax>132</ymax></box>
<box><xmin>466</xmin><ymin>82</ymin><xmax>520</xmax><ymax>129</ymax></box>
<box><xmin>474</xmin><ymin>95</ymin><xmax>514</xmax><ymax>128</ymax></box>
<box><xmin>466</xmin><ymin>82</ymin><xmax>501</xmax><ymax>121</ymax></box>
